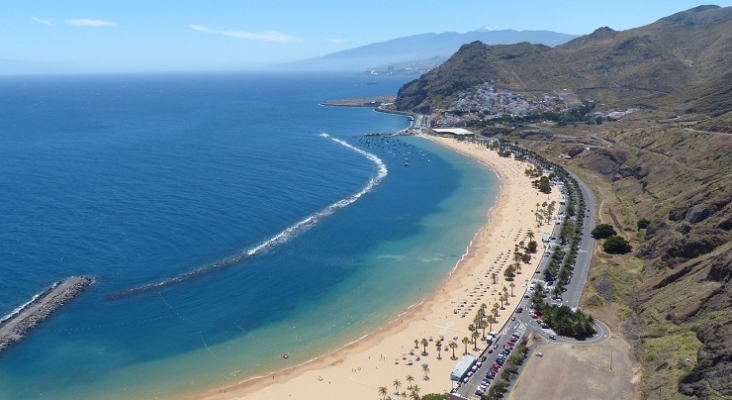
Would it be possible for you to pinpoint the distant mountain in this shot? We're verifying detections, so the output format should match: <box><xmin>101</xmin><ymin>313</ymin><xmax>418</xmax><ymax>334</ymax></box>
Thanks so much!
<box><xmin>277</xmin><ymin>29</ymin><xmax>578</xmax><ymax>73</ymax></box>
<box><xmin>396</xmin><ymin>5</ymin><xmax>732</xmax><ymax>113</ymax></box>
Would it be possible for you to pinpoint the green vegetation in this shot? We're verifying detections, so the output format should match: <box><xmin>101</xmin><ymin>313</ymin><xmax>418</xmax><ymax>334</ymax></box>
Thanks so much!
<box><xmin>591</xmin><ymin>223</ymin><xmax>617</xmax><ymax>239</ymax></box>
<box><xmin>603</xmin><ymin>236</ymin><xmax>632</xmax><ymax>254</ymax></box>
<box><xmin>637</xmin><ymin>218</ymin><xmax>651</xmax><ymax>229</ymax></box>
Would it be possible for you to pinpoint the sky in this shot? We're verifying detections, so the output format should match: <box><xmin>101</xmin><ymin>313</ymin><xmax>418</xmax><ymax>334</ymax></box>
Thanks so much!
<box><xmin>2</xmin><ymin>0</ymin><xmax>731</xmax><ymax>74</ymax></box>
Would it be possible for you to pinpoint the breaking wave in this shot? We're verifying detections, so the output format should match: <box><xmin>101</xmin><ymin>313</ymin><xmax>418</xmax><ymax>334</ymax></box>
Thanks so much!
<box><xmin>105</xmin><ymin>134</ymin><xmax>387</xmax><ymax>300</ymax></box>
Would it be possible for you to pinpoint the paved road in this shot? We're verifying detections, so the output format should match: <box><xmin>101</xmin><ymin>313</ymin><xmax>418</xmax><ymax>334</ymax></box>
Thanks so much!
<box><xmin>455</xmin><ymin>165</ymin><xmax>603</xmax><ymax>398</ymax></box>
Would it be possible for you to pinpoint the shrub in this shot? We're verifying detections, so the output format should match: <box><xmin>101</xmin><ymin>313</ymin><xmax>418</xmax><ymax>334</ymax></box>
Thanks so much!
<box><xmin>603</xmin><ymin>235</ymin><xmax>632</xmax><ymax>254</ymax></box>
<box><xmin>591</xmin><ymin>223</ymin><xmax>617</xmax><ymax>239</ymax></box>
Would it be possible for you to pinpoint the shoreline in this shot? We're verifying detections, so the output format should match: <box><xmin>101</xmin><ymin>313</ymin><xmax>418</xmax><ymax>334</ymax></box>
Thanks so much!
<box><xmin>186</xmin><ymin>133</ymin><xmax>560</xmax><ymax>400</ymax></box>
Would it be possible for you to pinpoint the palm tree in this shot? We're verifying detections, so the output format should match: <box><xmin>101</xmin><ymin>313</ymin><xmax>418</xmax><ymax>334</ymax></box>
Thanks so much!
<box><xmin>471</xmin><ymin>330</ymin><xmax>480</xmax><ymax>350</ymax></box>
<box><xmin>509</xmin><ymin>282</ymin><xmax>516</xmax><ymax>297</ymax></box>
<box><xmin>421</xmin><ymin>338</ymin><xmax>429</xmax><ymax>356</ymax></box>
<box><xmin>379</xmin><ymin>386</ymin><xmax>388</xmax><ymax>400</ymax></box>
<box><xmin>462</xmin><ymin>337</ymin><xmax>470</xmax><ymax>355</ymax></box>
<box><xmin>410</xmin><ymin>384</ymin><xmax>421</xmax><ymax>399</ymax></box>
<box><xmin>392</xmin><ymin>379</ymin><xmax>402</xmax><ymax>396</ymax></box>
<box><xmin>405</xmin><ymin>375</ymin><xmax>415</xmax><ymax>390</ymax></box>
<box><xmin>436</xmin><ymin>340</ymin><xmax>442</xmax><ymax>360</ymax></box>
<box><xmin>491</xmin><ymin>272</ymin><xmax>497</xmax><ymax>284</ymax></box>
<box><xmin>414</xmin><ymin>339</ymin><xmax>419</xmax><ymax>349</ymax></box>
<box><xmin>449</xmin><ymin>341</ymin><xmax>458</xmax><ymax>360</ymax></box>
<box><xmin>536</xmin><ymin>203</ymin><xmax>540</xmax><ymax>212</ymax></box>
<box><xmin>468</xmin><ymin>323</ymin><xmax>475</xmax><ymax>340</ymax></box>
<box><xmin>499</xmin><ymin>294</ymin><xmax>505</xmax><ymax>309</ymax></box>
<box><xmin>527</xmin><ymin>229</ymin><xmax>535</xmax><ymax>241</ymax></box>
<box><xmin>422</xmin><ymin>364</ymin><xmax>430</xmax><ymax>380</ymax></box>
<box><xmin>487</xmin><ymin>315</ymin><xmax>497</xmax><ymax>332</ymax></box>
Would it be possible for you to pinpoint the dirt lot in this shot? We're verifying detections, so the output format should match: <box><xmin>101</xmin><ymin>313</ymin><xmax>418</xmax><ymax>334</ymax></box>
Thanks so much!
<box><xmin>509</xmin><ymin>335</ymin><xmax>638</xmax><ymax>400</ymax></box>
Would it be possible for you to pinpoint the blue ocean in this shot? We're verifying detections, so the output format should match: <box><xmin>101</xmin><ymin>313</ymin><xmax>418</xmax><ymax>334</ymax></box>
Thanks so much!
<box><xmin>0</xmin><ymin>72</ymin><xmax>496</xmax><ymax>399</ymax></box>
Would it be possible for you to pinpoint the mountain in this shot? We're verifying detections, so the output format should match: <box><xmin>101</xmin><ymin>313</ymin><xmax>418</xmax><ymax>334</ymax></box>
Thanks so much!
<box><xmin>396</xmin><ymin>5</ymin><xmax>732</xmax><ymax>112</ymax></box>
<box><xmin>277</xmin><ymin>29</ymin><xmax>578</xmax><ymax>73</ymax></box>
<box><xmin>398</xmin><ymin>5</ymin><xmax>732</xmax><ymax>399</ymax></box>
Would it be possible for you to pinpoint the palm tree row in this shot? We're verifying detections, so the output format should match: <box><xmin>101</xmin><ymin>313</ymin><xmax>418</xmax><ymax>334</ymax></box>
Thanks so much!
<box><xmin>382</xmin><ymin>375</ymin><xmax>422</xmax><ymax>400</ymax></box>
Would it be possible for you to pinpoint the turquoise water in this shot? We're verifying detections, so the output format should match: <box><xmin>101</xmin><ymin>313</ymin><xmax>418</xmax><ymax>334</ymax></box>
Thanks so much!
<box><xmin>0</xmin><ymin>72</ymin><xmax>496</xmax><ymax>399</ymax></box>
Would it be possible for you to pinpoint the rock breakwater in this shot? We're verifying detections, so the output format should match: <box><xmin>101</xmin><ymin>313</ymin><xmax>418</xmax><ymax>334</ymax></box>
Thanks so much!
<box><xmin>0</xmin><ymin>276</ymin><xmax>93</xmax><ymax>354</ymax></box>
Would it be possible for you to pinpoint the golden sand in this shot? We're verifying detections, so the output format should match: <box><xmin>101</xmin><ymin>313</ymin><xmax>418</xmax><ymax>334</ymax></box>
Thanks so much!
<box><xmin>187</xmin><ymin>135</ymin><xmax>560</xmax><ymax>400</ymax></box>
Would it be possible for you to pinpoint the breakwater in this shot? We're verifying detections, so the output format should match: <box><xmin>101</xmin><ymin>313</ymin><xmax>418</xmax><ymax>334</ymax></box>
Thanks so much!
<box><xmin>0</xmin><ymin>276</ymin><xmax>93</xmax><ymax>354</ymax></box>
<box><xmin>320</xmin><ymin>96</ymin><xmax>397</xmax><ymax>107</ymax></box>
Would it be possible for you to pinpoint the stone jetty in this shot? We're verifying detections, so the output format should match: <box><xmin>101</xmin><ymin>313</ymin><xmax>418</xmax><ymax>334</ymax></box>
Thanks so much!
<box><xmin>0</xmin><ymin>276</ymin><xmax>93</xmax><ymax>354</ymax></box>
<box><xmin>320</xmin><ymin>96</ymin><xmax>396</xmax><ymax>107</ymax></box>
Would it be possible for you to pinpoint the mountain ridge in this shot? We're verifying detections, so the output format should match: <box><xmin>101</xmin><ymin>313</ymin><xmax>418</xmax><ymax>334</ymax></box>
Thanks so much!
<box><xmin>276</xmin><ymin>29</ymin><xmax>578</xmax><ymax>72</ymax></box>
<box><xmin>396</xmin><ymin>5</ymin><xmax>732</xmax><ymax>112</ymax></box>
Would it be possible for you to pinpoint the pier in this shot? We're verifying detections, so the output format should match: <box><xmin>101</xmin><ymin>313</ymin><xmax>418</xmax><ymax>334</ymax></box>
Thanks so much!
<box><xmin>0</xmin><ymin>276</ymin><xmax>93</xmax><ymax>354</ymax></box>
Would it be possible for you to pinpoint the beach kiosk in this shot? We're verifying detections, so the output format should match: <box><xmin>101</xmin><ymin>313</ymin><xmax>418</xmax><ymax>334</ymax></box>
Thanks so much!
<box><xmin>450</xmin><ymin>355</ymin><xmax>476</xmax><ymax>381</ymax></box>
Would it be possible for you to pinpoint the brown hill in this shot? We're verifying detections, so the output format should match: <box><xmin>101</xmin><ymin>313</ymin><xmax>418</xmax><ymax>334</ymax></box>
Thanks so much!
<box><xmin>575</xmin><ymin>123</ymin><xmax>732</xmax><ymax>399</ymax></box>
<box><xmin>396</xmin><ymin>5</ymin><xmax>732</xmax><ymax>113</ymax></box>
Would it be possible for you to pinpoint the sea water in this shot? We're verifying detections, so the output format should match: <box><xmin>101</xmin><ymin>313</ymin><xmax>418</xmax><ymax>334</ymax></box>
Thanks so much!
<box><xmin>0</xmin><ymin>72</ymin><xmax>497</xmax><ymax>399</ymax></box>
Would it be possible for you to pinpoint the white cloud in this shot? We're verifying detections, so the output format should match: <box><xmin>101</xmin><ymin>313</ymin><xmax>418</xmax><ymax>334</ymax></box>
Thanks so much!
<box><xmin>66</xmin><ymin>19</ymin><xmax>118</xmax><ymax>27</ymax></box>
<box><xmin>327</xmin><ymin>38</ymin><xmax>348</xmax><ymax>44</ymax></box>
<box><xmin>32</xmin><ymin>17</ymin><xmax>54</xmax><ymax>26</ymax></box>
<box><xmin>189</xmin><ymin>24</ymin><xmax>212</xmax><ymax>33</ymax></box>
<box><xmin>190</xmin><ymin>24</ymin><xmax>296</xmax><ymax>42</ymax></box>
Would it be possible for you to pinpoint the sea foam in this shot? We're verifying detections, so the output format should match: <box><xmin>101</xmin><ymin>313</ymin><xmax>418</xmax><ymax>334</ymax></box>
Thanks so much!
<box><xmin>106</xmin><ymin>134</ymin><xmax>387</xmax><ymax>300</ymax></box>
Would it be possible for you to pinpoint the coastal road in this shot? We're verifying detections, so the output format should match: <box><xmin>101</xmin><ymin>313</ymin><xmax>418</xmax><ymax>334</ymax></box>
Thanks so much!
<box><xmin>455</xmin><ymin>168</ymin><xmax>601</xmax><ymax>398</ymax></box>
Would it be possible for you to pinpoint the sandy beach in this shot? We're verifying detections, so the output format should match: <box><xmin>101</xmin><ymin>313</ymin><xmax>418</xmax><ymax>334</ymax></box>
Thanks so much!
<box><xmin>187</xmin><ymin>134</ymin><xmax>560</xmax><ymax>400</ymax></box>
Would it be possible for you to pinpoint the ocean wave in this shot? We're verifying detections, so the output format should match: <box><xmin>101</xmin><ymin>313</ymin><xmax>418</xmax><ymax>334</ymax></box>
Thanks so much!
<box><xmin>105</xmin><ymin>134</ymin><xmax>388</xmax><ymax>301</ymax></box>
<box><xmin>0</xmin><ymin>280</ymin><xmax>59</xmax><ymax>325</ymax></box>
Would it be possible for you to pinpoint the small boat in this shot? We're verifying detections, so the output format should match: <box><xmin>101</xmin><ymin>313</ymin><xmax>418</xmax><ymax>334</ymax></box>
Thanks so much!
<box><xmin>367</xmin><ymin>81</ymin><xmax>377</xmax><ymax>85</ymax></box>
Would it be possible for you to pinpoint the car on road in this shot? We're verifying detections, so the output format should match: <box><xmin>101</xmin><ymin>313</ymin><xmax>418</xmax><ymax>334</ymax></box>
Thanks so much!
<box><xmin>517</xmin><ymin>307</ymin><xmax>523</xmax><ymax>313</ymax></box>
<box><xmin>511</xmin><ymin>316</ymin><xmax>515</xmax><ymax>321</ymax></box>
<box><xmin>548</xmin><ymin>334</ymin><xmax>556</xmax><ymax>340</ymax></box>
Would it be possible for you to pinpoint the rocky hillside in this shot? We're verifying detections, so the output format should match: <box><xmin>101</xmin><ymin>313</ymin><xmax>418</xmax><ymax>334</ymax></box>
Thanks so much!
<box><xmin>397</xmin><ymin>5</ymin><xmax>732</xmax><ymax>397</ymax></box>
<box><xmin>574</xmin><ymin>122</ymin><xmax>732</xmax><ymax>399</ymax></box>
<box><xmin>396</xmin><ymin>5</ymin><xmax>732</xmax><ymax>113</ymax></box>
